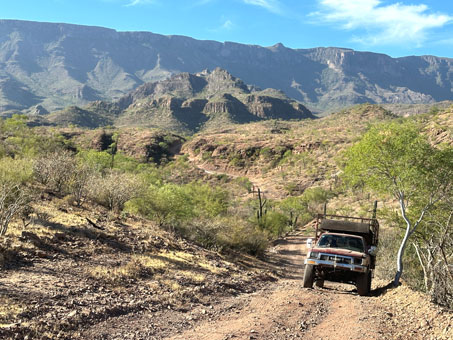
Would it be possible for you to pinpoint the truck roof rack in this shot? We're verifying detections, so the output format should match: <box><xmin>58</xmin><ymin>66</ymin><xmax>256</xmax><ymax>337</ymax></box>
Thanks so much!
<box><xmin>315</xmin><ymin>213</ymin><xmax>380</xmax><ymax>246</ymax></box>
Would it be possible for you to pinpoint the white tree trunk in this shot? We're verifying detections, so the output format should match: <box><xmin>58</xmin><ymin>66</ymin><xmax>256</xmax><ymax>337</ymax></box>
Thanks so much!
<box><xmin>394</xmin><ymin>196</ymin><xmax>414</xmax><ymax>286</ymax></box>
<box><xmin>394</xmin><ymin>223</ymin><xmax>411</xmax><ymax>285</ymax></box>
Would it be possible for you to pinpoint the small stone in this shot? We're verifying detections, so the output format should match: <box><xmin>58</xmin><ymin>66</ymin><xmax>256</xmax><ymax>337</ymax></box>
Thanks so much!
<box><xmin>68</xmin><ymin>310</ymin><xmax>77</xmax><ymax>318</ymax></box>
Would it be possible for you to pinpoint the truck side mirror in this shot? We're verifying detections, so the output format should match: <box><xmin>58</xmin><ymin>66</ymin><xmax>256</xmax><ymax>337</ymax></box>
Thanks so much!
<box><xmin>306</xmin><ymin>238</ymin><xmax>313</xmax><ymax>248</ymax></box>
<box><xmin>368</xmin><ymin>246</ymin><xmax>377</xmax><ymax>256</ymax></box>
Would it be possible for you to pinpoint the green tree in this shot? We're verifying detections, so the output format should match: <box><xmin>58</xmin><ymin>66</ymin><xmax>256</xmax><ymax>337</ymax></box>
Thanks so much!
<box><xmin>184</xmin><ymin>182</ymin><xmax>229</xmax><ymax>219</ymax></box>
<box><xmin>277</xmin><ymin>196</ymin><xmax>309</xmax><ymax>228</ymax></box>
<box><xmin>342</xmin><ymin>121</ymin><xmax>453</xmax><ymax>285</ymax></box>
<box><xmin>126</xmin><ymin>184</ymin><xmax>193</xmax><ymax>228</ymax></box>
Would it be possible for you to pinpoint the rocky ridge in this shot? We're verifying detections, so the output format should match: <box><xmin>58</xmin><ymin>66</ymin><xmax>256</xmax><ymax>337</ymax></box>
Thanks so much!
<box><xmin>1</xmin><ymin>20</ymin><xmax>453</xmax><ymax>114</ymax></box>
<box><xmin>38</xmin><ymin>68</ymin><xmax>314</xmax><ymax>133</ymax></box>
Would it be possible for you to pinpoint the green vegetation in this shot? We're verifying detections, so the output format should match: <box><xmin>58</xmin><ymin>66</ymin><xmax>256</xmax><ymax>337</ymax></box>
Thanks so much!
<box><xmin>342</xmin><ymin>120</ymin><xmax>453</xmax><ymax>304</ymax></box>
<box><xmin>1</xmin><ymin>104</ymin><xmax>452</xmax><ymax>308</ymax></box>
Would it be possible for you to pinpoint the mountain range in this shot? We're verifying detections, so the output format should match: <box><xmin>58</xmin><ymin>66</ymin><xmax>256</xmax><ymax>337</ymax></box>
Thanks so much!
<box><xmin>35</xmin><ymin>68</ymin><xmax>313</xmax><ymax>133</ymax></box>
<box><xmin>1</xmin><ymin>19</ymin><xmax>453</xmax><ymax>114</ymax></box>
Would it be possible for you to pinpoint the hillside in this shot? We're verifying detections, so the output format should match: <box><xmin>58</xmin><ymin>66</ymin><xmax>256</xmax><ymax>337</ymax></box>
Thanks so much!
<box><xmin>182</xmin><ymin>104</ymin><xmax>398</xmax><ymax>200</ymax></box>
<box><xmin>1</xmin><ymin>20</ymin><xmax>453</xmax><ymax>114</ymax></box>
<box><xmin>36</xmin><ymin>68</ymin><xmax>314</xmax><ymax>133</ymax></box>
<box><xmin>0</xmin><ymin>103</ymin><xmax>452</xmax><ymax>339</ymax></box>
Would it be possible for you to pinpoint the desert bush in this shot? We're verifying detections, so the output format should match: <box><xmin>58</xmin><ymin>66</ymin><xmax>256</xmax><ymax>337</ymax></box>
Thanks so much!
<box><xmin>256</xmin><ymin>210</ymin><xmax>289</xmax><ymax>237</ymax></box>
<box><xmin>277</xmin><ymin>195</ymin><xmax>312</xmax><ymax>228</ymax></box>
<box><xmin>181</xmin><ymin>218</ymin><xmax>227</xmax><ymax>250</ymax></box>
<box><xmin>412</xmin><ymin>204</ymin><xmax>453</xmax><ymax>308</ymax></box>
<box><xmin>77</xmin><ymin>150</ymin><xmax>112</xmax><ymax>173</ymax></box>
<box><xmin>0</xmin><ymin>183</ymin><xmax>30</xmax><ymax>236</ymax></box>
<box><xmin>225</xmin><ymin>221</ymin><xmax>269</xmax><ymax>256</ymax></box>
<box><xmin>0</xmin><ymin>157</ymin><xmax>33</xmax><ymax>185</ymax></box>
<box><xmin>89</xmin><ymin>170</ymin><xmax>140</xmax><ymax>212</ymax></box>
<box><xmin>0</xmin><ymin>115</ymin><xmax>69</xmax><ymax>158</ymax></box>
<box><xmin>0</xmin><ymin>159</ymin><xmax>31</xmax><ymax>236</ymax></box>
<box><xmin>375</xmin><ymin>228</ymin><xmax>400</xmax><ymax>281</ymax></box>
<box><xmin>67</xmin><ymin>164</ymin><xmax>96</xmax><ymax>207</ymax></box>
<box><xmin>183</xmin><ymin>182</ymin><xmax>229</xmax><ymax>218</ymax></box>
<box><xmin>302</xmin><ymin>187</ymin><xmax>335</xmax><ymax>213</ymax></box>
<box><xmin>233</xmin><ymin>177</ymin><xmax>253</xmax><ymax>193</ymax></box>
<box><xmin>125</xmin><ymin>183</ymin><xmax>193</xmax><ymax>228</ymax></box>
<box><xmin>33</xmin><ymin>150</ymin><xmax>76</xmax><ymax>192</ymax></box>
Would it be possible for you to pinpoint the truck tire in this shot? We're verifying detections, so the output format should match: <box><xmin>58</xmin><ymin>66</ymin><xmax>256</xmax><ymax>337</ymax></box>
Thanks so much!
<box><xmin>303</xmin><ymin>264</ymin><xmax>314</xmax><ymax>288</ymax></box>
<box><xmin>356</xmin><ymin>272</ymin><xmax>370</xmax><ymax>296</ymax></box>
<box><xmin>367</xmin><ymin>271</ymin><xmax>372</xmax><ymax>293</ymax></box>
<box><xmin>315</xmin><ymin>279</ymin><xmax>324</xmax><ymax>288</ymax></box>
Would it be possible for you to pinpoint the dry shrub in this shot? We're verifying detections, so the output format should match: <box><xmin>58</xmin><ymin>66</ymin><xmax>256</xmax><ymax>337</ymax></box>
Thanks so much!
<box><xmin>375</xmin><ymin>228</ymin><xmax>399</xmax><ymax>281</ymax></box>
<box><xmin>33</xmin><ymin>150</ymin><xmax>76</xmax><ymax>193</ymax></box>
<box><xmin>0</xmin><ymin>182</ymin><xmax>30</xmax><ymax>236</ymax></box>
<box><xmin>67</xmin><ymin>164</ymin><xmax>96</xmax><ymax>207</ymax></box>
<box><xmin>89</xmin><ymin>170</ymin><xmax>140</xmax><ymax>212</ymax></box>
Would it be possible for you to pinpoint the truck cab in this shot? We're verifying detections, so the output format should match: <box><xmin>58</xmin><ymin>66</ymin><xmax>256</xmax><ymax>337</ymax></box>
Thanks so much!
<box><xmin>303</xmin><ymin>212</ymin><xmax>379</xmax><ymax>296</ymax></box>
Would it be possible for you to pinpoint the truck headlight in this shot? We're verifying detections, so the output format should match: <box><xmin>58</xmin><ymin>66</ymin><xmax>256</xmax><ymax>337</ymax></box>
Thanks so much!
<box><xmin>309</xmin><ymin>251</ymin><xmax>320</xmax><ymax>259</ymax></box>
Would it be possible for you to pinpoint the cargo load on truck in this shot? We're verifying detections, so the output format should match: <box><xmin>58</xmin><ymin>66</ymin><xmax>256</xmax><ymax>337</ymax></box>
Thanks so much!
<box><xmin>303</xmin><ymin>202</ymin><xmax>379</xmax><ymax>296</ymax></box>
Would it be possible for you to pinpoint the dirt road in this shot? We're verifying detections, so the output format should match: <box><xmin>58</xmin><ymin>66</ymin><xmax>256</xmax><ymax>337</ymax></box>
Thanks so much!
<box><xmin>165</xmin><ymin>230</ymin><xmax>382</xmax><ymax>340</ymax></box>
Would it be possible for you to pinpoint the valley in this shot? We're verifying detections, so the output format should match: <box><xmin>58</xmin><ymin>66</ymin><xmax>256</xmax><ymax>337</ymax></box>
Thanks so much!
<box><xmin>1</xmin><ymin>4</ymin><xmax>453</xmax><ymax>340</ymax></box>
<box><xmin>0</xmin><ymin>101</ymin><xmax>452</xmax><ymax>339</ymax></box>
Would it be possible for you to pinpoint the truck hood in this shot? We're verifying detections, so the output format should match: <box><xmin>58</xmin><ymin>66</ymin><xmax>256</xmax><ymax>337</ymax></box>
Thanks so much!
<box><xmin>312</xmin><ymin>247</ymin><xmax>365</xmax><ymax>258</ymax></box>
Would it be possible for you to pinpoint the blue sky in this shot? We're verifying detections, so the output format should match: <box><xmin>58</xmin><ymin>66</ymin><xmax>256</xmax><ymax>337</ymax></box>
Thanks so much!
<box><xmin>2</xmin><ymin>0</ymin><xmax>453</xmax><ymax>58</ymax></box>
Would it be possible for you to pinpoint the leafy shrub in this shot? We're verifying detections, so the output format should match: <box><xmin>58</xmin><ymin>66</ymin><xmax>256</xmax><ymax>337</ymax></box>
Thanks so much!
<box><xmin>184</xmin><ymin>182</ymin><xmax>229</xmax><ymax>219</ymax></box>
<box><xmin>225</xmin><ymin>221</ymin><xmax>269</xmax><ymax>256</ymax></box>
<box><xmin>256</xmin><ymin>210</ymin><xmax>289</xmax><ymax>237</ymax></box>
<box><xmin>77</xmin><ymin>150</ymin><xmax>112</xmax><ymax>173</ymax></box>
<box><xmin>0</xmin><ymin>158</ymin><xmax>33</xmax><ymax>185</ymax></box>
<box><xmin>229</xmin><ymin>155</ymin><xmax>245</xmax><ymax>167</ymax></box>
<box><xmin>302</xmin><ymin>187</ymin><xmax>335</xmax><ymax>213</ymax></box>
<box><xmin>277</xmin><ymin>195</ymin><xmax>312</xmax><ymax>227</ymax></box>
<box><xmin>260</xmin><ymin>147</ymin><xmax>273</xmax><ymax>160</ymax></box>
<box><xmin>125</xmin><ymin>183</ymin><xmax>193</xmax><ymax>227</ymax></box>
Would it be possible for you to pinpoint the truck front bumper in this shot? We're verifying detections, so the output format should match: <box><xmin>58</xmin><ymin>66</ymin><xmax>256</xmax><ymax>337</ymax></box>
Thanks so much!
<box><xmin>304</xmin><ymin>258</ymin><xmax>367</xmax><ymax>273</ymax></box>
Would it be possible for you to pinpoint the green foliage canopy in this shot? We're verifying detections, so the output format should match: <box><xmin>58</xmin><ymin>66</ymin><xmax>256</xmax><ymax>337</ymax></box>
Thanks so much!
<box><xmin>342</xmin><ymin>120</ymin><xmax>453</xmax><ymax>285</ymax></box>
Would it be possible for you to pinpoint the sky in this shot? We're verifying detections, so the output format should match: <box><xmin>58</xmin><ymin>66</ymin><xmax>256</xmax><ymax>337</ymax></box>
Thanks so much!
<box><xmin>2</xmin><ymin>0</ymin><xmax>453</xmax><ymax>58</ymax></box>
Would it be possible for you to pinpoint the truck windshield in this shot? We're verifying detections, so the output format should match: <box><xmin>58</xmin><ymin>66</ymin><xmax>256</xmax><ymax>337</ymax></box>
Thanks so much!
<box><xmin>317</xmin><ymin>235</ymin><xmax>365</xmax><ymax>252</ymax></box>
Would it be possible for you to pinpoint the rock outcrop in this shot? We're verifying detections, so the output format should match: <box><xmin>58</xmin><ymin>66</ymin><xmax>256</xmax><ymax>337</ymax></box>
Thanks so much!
<box><xmin>1</xmin><ymin>20</ymin><xmax>453</xmax><ymax>113</ymax></box>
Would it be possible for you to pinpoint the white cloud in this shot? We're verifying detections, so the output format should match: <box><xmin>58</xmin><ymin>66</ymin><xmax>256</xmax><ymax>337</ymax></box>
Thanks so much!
<box><xmin>209</xmin><ymin>19</ymin><xmax>235</xmax><ymax>32</ymax></box>
<box><xmin>222</xmin><ymin>20</ymin><xmax>234</xmax><ymax>30</ymax></box>
<box><xmin>125</xmin><ymin>0</ymin><xmax>156</xmax><ymax>7</ymax></box>
<box><xmin>243</xmin><ymin>0</ymin><xmax>282</xmax><ymax>14</ymax></box>
<box><xmin>313</xmin><ymin>0</ymin><xmax>452</xmax><ymax>46</ymax></box>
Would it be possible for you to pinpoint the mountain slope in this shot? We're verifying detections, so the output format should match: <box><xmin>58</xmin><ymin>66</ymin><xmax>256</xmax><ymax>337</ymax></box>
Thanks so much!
<box><xmin>1</xmin><ymin>20</ymin><xmax>453</xmax><ymax>114</ymax></box>
<box><xmin>41</xmin><ymin>68</ymin><xmax>313</xmax><ymax>132</ymax></box>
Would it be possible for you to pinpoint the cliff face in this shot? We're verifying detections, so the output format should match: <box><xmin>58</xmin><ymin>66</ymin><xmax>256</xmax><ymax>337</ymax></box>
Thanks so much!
<box><xmin>114</xmin><ymin>68</ymin><xmax>313</xmax><ymax>133</ymax></box>
<box><xmin>35</xmin><ymin>68</ymin><xmax>313</xmax><ymax>132</ymax></box>
<box><xmin>1</xmin><ymin>20</ymin><xmax>453</xmax><ymax>114</ymax></box>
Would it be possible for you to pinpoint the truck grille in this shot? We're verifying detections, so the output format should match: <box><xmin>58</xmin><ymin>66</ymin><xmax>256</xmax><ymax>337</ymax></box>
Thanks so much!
<box><xmin>320</xmin><ymin>254</ymin><xmax>355</xmax><ymax>264</ymax></box>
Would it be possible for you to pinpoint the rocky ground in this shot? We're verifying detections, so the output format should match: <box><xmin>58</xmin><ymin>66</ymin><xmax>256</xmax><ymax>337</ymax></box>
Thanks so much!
<box><xmin>1</xmin><ymin>204</ymin><xmax>451</xmax><ymax>340</ymax></box>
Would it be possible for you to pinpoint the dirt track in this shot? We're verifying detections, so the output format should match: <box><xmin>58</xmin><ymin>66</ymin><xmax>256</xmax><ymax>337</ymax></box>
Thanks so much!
<box><xmin>165</xmin><ymin>230</ymin><xmax>382</xmax><ymax>340</ymax></box>
<box><xmin>4</xmin><ymin>222</ymin><xmax>449</xmax><ymax>340</ymax></box>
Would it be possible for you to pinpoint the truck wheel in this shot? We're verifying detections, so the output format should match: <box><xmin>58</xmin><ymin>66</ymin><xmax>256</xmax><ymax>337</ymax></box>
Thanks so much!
<box><xmin>303</xmin><ymin>264</ymin><xmax>314</xmax><ymax>288</ymax></box>
<box><xmin>356</xmin><ymin>272</ymin><xmax>370</xmax><ymax>296</ymax></box>
<box><xmin>315</xmin><ymin>279</ymin><xmax>324</xmax><ymax>288</ymax></box>
<box><xmin>367</xmin><ymin>271</ymin><xmax>372</xmax><ymax>293</ymax></box>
